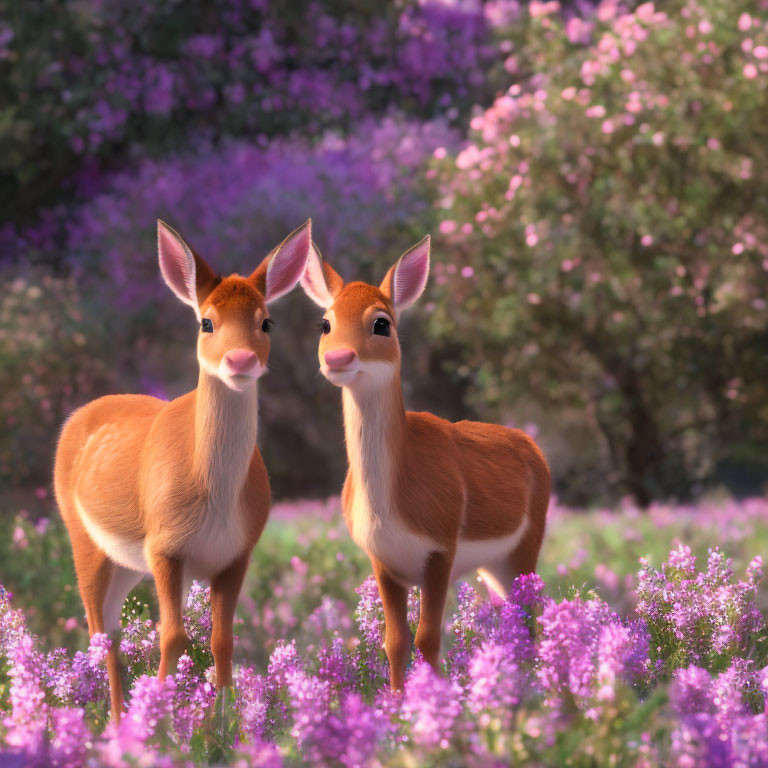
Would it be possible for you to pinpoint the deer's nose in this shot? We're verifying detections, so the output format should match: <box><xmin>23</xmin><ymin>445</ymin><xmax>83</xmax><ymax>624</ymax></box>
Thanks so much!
<box><xmin>324</xmin><ymin>349</ymin><xmax>357</xmax><ymax>370</ymax></box>
<box><xmin>223</xmin><ymin>349</ymin><xmax>259</xmax><ymax>374</ymax></box>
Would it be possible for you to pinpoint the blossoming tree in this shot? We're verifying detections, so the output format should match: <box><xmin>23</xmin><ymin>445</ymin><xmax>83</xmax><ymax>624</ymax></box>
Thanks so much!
<box><xmin>430</xmin><ymin>0</ymin><xmax>768</xmax><ymax>504</ymax></box>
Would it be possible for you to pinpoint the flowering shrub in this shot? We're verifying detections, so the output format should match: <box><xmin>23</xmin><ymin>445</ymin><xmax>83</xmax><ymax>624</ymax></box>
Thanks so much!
<box><xmin>0</xmin><ymin>0</ymin><xmax>499</xmax><ymax>224</ymax></box>
<box><xmin>1</xmin><ymin>525</ymin><xmax>766</xmax><ymax>766</ymax></box>
<box><xmin>430</xmin><ymin>0</ymin><xmax>768</xmax><ymax>504</ymax></box>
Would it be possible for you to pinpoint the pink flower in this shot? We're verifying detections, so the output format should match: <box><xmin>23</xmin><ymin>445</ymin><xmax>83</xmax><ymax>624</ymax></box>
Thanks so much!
<box><xmin>744</xmin><ymin>63</ymin><xmax>758</xmax><ymax>79</ymax></box>
<box><xmin>641</xmin><ymin>234</ymin><xmax>653</xmax><ymax>247</ymax></box>
<box><xmin>698</xmin><ymin>20</ymin><xmax>712</xmax><ymax>35</ymax></box>
<box><xmin>754</xmin><ymin>46</ymin><xmax>768</xmax><ymax>60</ymax></box>
<box><xmin>601</xmin><ymin>119</ymin><xmax>614</xmax><ymax>134</ymax></box>
<box><xmin>738</xmin><ymin>13</ymin><xmax>752</xmax><ymax>32</ymax></box>
<box><xmin>527</xmin><ymin>292</ymin><xmax>542</xmax><ymax>304</ymax></box>
<box><xmin>585</xmin><ymin>105</ymin><xmax>606</xmax><ymax>118</ymax></box>
<box><xmin>561</xmin><ymin>87</ymin><xmax>577</xmax><ymax>100</ymax></box>
<box><xmin>461</xmin><ymin>266</ymin><xmax>474</xmax><ymax>278</ymax></box>
<box><xmin>439</xmin><ymin>220</ymin><xmax>457</xmax><ymax>235</ymax></box>
<box><xmin>706</xmin><ymin>138</ymin><xmax>720</xmax><ymax>150</ymax></box>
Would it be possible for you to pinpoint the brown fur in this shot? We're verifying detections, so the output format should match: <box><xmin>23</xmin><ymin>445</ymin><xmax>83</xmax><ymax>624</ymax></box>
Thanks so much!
<box><xmin>53</xmin><ymin>227</ymin><xmax>298</xmax><ymax>719</ymax></box>
<box><xmin>304</xmin><ymin>250</ymin><xmax>551</xmax><ymax>689</ymax></box>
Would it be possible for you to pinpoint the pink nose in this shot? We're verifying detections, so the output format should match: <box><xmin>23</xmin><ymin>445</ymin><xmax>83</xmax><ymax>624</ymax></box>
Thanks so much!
<box><xmin>224</xmin><ymin>349</ymin><xmax>259</xmax><ymax>374</ymax></box>
<box><xmin>324</xmin><ymin>348</ymin><xmax>357</xmax><ymax>371</ymax></box>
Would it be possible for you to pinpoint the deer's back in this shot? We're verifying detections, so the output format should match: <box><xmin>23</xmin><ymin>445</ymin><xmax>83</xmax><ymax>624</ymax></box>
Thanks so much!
<box><xmin>450</xmin><ymin>420</ymin><xmax>550</xmax><ymax>540</ymax></box>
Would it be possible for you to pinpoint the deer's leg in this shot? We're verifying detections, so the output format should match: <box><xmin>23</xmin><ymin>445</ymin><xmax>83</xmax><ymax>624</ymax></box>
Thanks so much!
<box><xmin>479</xmin><ymin>522</ymin><xmax>545</xmax><ymax>601</ymax></box>
<box><xmin>372</xmin><ymin>557</ymin><xmax>410</xmax><ymax>691</ymax></box>
<box><xmin>414</xmin><ymin>550</ymin><xmax>452</xmax><ymax>672</ymax></box>
<box><xmin>478</xmin><ymin>561</ymin><xmax>515</xmax><ymax>602</ymax></box>
<box><xmin>69</xmin><ymin>520</ymin><xmax>141</xmax><ymax>720</ymax></box>
<box><xmin>150</xmin><ymin>554</ymin><xmax>188</xmax><ymax>679</ymax></box>
<box><xmin>210</xmin><ymin>553</ymin><xmax>250</xmax><ymax>688</ymax></box>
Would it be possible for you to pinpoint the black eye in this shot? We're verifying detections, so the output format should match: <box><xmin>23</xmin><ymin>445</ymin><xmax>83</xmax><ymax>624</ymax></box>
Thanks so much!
<box><xmin>319</xmin><ymin>319</ymin><xmax>331</xmax><ymax>335</ymax></box>
<box><xmin>373</xmin><ymin>317</ymin><xmax>391</xmax><ymax>337</ymax></box>
<box><xmin>201</xmin><ymin>318</ymin><xmax>214</xmax><ymax>333</ymax></box>
<box><xmin>261</xmin><ymin>318</ymin><xmax>274</xmax><ymax>333</ymax></box>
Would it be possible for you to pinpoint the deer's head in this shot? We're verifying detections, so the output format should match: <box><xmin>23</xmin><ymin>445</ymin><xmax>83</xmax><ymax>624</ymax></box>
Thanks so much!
<box><xmin>300</xmin><ymin>236</ymin><xmax>430</xmax><ymax>391</ymax></box>
<box><xmin>158</xmin><ymin>219</ymin><xmax>312</xmax><ymax>391</ymax></box>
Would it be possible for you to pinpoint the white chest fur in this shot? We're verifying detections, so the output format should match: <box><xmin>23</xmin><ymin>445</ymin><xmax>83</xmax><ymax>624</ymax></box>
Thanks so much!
<box><xmin>183</xmin><ymin>378</ymin><xmax>258</xmax><ymax>577</ymax></box>
<box><xmin>343</xmin><ymin>387</ymin><xmax>436</xmax><ymax>585</ymax></box>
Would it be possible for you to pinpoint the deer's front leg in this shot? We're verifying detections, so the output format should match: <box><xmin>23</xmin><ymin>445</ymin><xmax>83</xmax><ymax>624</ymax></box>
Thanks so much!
<box><xmin>415</xmin><ymin>550</ymin><xmax>453</xmax><ymax>671</ymax></box>
<box><xmin>151</xmin><ymin>554</ymin><xmax>188</xmax><ymax>679</ymax></box>
<box><xmin>210</xmin><ymin>553</ymin><xmax>250</xmax><ymax>688</ymax></box>
<box><xmin>372</xmin><ymin>557</ymin><xmax>410</xmax><ymax>691</ymax></box>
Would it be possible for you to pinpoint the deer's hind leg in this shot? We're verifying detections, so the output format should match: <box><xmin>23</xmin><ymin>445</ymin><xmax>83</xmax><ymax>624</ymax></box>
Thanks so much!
<box><xmin>478</xmin><ymin>522</ymin><xmax>545</xmax><ymax>602</ymax></box>
<box><xmin>66</xmin><ymin>512</ymin><xmax>142</xmax><ymax>719</ymax></box>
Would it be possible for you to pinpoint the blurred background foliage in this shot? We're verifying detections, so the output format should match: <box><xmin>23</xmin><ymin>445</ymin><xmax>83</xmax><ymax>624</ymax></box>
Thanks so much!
<box><xmin>0</xmin><ymin>0</ymin><xmax>766</xmax><ymax>509</ymax></box>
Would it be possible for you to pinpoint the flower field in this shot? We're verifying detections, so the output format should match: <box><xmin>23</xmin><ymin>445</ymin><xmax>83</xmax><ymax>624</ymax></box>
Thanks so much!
<box><xmin>1</xmin><ymin>497</ymin><xmax>767</xmax><ymax>766</ymax></box>
<box><xmin>2</xmin><ymin>0</ymin><xmax>767</xmax><ymax>765</ymax></box>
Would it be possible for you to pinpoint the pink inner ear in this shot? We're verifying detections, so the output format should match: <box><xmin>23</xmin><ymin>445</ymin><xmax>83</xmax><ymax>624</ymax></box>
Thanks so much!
<box><xmin>158</xmin><ymin>225</ymin><xmax>196</xmax><ymax>307</ymax></box>
<box><xmin>300</xmin><ymin>245</ymin><xmax>334</xmax><ymax>307</ymax></box>
<box><xmin>393</xmin><ymin>240</ymin><xmax>430</xmax><ymax>308</ymax></box>
<box><xmin>266</xmin><ymin>225</ymin><xmax>311</xmax><ymax>302</ymax></box>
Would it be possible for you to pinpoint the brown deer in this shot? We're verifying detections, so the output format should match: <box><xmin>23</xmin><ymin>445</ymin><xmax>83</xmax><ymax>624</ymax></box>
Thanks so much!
<box><xmin>54</xmin><ymin>219</ymin><xmax>312</xmax><ymax>718</ymax></box>
<box><xmin>300</xmin><ymin>236</ymin><xmax>550</xmax><ymax>689</ymax></box>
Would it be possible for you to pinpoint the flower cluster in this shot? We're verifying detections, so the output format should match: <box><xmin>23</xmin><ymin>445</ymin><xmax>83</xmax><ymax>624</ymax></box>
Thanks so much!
<box><xmin>2</xmin><ymin>0</ymin><xmax>499</xmax><ymax>226</ymax></box>
<box><xmin>637</xmin><ymin>544</ymin><xmax>764</xmax><ymax>671</ymax></box>
<box><xmin>4</xmin><ymin>541</ymin><xmax>765</xmax><ymax>766</ymax></box>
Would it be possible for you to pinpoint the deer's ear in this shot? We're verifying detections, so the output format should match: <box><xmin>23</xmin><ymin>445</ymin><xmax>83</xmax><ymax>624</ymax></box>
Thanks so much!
<box><xmin>251</xmin><ymin>220</ymin><xmax>312</xmax><ymax>303</ymax></box>
<box><xmin>300</xmin><ymin>242</ymin><xmax>344</xmax><ymax>308</ymax></box>
<box><xmin>157</xmin><ymin>220</ymin><xmax>218</xmax><ymax>319</ymax></box>
<box><xmin>379</xmin><ymin>235</ymin><xmax>430</xmax><ymax>312</ymax></box>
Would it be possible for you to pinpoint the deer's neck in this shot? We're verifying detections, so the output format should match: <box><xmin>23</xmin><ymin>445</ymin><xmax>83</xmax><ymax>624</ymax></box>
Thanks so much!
<box><xmin>192</xmin><ymin>371</ymin><xmax>259</xmax><ymax>495</ymax></box>
<box><xmin>342</xmin><ymin>375</ymin><xmax>406</xmax><ymax>514</ymax></box>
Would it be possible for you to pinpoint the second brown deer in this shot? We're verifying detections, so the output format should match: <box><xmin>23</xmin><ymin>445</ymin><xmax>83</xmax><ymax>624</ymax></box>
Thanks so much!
<box><xmin>300</xmin><ymin>236</ymin><xmax>551</xmax><ymax>690</ymax></box>
<box><xmin>54</xmin><ymin>219</ymin><xmax>312</xmax><ymax>718</ymax></box>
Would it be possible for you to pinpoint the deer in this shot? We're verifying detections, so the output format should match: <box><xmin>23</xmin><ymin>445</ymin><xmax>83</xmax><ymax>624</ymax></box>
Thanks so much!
<box><xmin>53</xmin><ymin>218</ymin><xmax>312</xmax><ymax>718</ymax></box>
<box><xmin>300</xmin><ymin>235</ymin><xmax>551</xmax><ymax>690</ymax></box>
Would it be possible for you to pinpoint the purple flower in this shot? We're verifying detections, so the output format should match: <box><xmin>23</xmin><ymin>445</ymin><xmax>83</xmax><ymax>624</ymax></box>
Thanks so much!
<box><xmin>596</xmin><ymin>621</ymin><xmax>649</xmax><ymax>689</ymax></box>
<box><xmin>268</xmin><ymin>639</ymin><xmax>302</xmax><ymax>689</ymax></box>
<box><xmin>670</xmin><ymin>666</ymin><xmax>715</xmax><ymax>716</ymax></box>
<box><xmin>401</xmin><ymin>662</ymin><xmax>463</xmax><ymax>751</ymax></box>
<box><xmin>184</xmin><ymin>581</ymin><xmax>212</xmax><ymax>647</ymax></box>
<box><xmin>508</xmin><ymin>573</ymin><xmax>547</xmax><ymax>609</ymax></box>
<box><xmin>121</xmin><ymin>674</ymin><xmax>177</xmax><ymax>742</ymax></box>
<box><xmin>316</xmin><ymin>634</ymin><xmax>356</xmax><ymax>691</ymax></box>
<box><xmin>3</xmin><ymin>635</ymin><xmax>48</xmax><ymax>758</ymax></box>
<box><xmin>467</xmin><ymin>641</ymin><xmax>529</xmax><ymax>721</ymax></box>
<box><xmin>50</xmin><ymin>708</ymin><xmax>89</xmax><ymax>768</ymax></box>
<box><xmin>537</xmin><ymin>596</ymin><xmax>615</xmax><ymax>704</ymax></box>
<box><xmin>355</xmin><ymin>577</ymin><xmax>384</xmax><ymax>649</ymax></box>
<box><xmin>234</xmin><ymin>666</ymin><xmax>270</xmax><ymax>740</ymax></box>
<box><xmin>172</xmin><ymin>654</ymin><xmax>215</xmax><ymax>745</ymax></box>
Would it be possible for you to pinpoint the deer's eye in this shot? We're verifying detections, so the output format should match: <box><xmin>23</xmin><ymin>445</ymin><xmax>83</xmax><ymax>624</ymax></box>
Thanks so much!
<box><xmin>261</xmin><ymin>318</ymin><xmax>274</xmax><ymax>333</ymax></box>
<box><xmin>319</xmin><ymin>319</ymin><xmax>331</xmax><ymax>335</ymax></box>
<box><xmin>372</xmin><ymin>317</ymin><xmax>391</xmax><ymax>337</ymax></box>
<box><xmin>201</xmin><ymin>318</ymin><xmax>214</xmax><ymax>333</ymax></box>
